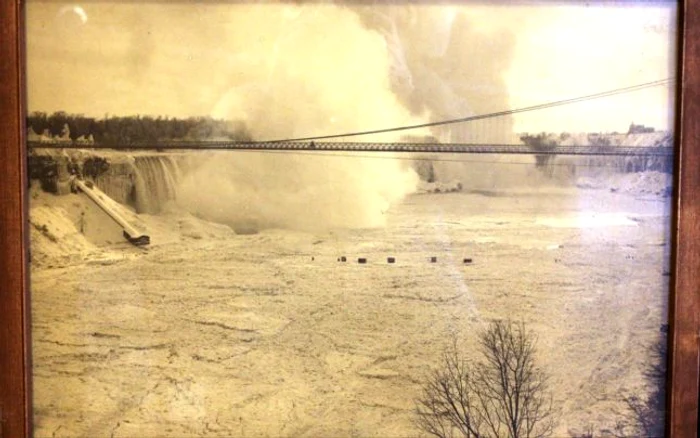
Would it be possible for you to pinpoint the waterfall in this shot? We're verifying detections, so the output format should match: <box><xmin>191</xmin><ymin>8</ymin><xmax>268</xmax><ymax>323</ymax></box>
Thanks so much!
<box><xmin>81</xmin><ymin>153</ymin><xmax>184</xmax><ymax>214</ymax></box>
<box><xmin>543</xmin><ymin>155</ymin><xmax>673</xmax><ymax>182</ymax></box>
<box><xmin>131</xmin><ymin>155</ymin><xmax>182</xmax><ymax>214</ymax></box>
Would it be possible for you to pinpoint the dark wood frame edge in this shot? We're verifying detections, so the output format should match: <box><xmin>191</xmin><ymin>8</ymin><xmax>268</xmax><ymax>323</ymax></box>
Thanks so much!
<box><xmin>0</xmin><ymin>0</ymin><xmax>31</xmax><ymax>437</ymax></box>
<box><xmin>1</xmin><ymin>1</ymin><xmax>698</xmax><ymax>437</ymax></box>
<box><xmin>668</xmin><ymin>1</ymin><xmax>700</xmax><ymax>437</ymax></box>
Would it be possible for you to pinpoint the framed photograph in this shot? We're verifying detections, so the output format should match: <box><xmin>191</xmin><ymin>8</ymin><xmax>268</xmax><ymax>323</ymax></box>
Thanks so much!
<box><xmin>1</xmin><ymin>1</ymin><xmax>699</xmax><ymax>437</ymax></box>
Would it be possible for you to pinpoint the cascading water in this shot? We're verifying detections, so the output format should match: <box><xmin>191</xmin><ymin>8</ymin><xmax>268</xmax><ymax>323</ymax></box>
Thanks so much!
<box><xmin>131</xmin><ymin>155</ymin><xmax>182</xmax><ymax>214</ymax></box>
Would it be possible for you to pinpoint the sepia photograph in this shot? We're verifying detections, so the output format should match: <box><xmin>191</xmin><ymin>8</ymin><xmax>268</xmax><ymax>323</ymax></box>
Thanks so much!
<box><xmin>23</xmin><ymin>1</ymin><xmax>679</xmax><ymax>437</ymax></box>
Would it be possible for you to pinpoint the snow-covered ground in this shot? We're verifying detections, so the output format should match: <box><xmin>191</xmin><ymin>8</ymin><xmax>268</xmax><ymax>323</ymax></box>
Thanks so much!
<box><xmin>29</xmin><ymin>180</ymin><xmax>671</xmax><ymax>437</ymax></box>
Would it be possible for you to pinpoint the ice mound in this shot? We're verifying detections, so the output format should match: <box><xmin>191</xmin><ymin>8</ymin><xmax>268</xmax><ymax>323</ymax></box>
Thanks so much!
<box><xmin>29</xmin><ymin>204</ymin><xmax>98</xmax><ymax>266</ymax></box>
<box><xmin>417</xmin><ymin>180</ymin><xmax>463</xmax><ymax>194</ymax></box>
<box><xmin>610</xmin><ymin>171</ymin><xmax>673</xmax><ymax>196</ymax></box>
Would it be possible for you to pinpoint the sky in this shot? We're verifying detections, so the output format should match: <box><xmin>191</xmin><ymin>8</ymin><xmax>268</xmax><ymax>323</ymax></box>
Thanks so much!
<box><xmin>25</xmin><ymin>1</ymin><xmax>677</xmax><ymax>140</ymax></box>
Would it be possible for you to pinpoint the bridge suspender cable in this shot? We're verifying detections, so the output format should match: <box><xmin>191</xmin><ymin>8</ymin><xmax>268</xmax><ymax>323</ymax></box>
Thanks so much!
<box><xmin>262</xmin><ymin>78</ymin><xmax>675</xmax><ymax>143</ymax></box>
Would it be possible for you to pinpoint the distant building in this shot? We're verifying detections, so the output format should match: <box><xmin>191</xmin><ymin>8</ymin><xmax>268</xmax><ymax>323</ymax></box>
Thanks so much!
<box><xmin>628</xmin><ymin>123</ymin><xmax>655</xmax><ymax>134</ymax></box>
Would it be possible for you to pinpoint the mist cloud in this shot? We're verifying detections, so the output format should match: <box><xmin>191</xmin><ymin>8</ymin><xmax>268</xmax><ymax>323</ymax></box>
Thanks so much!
<box><xmin>352</xmin><ymin>4</ymin><xmax>516</xmax><ymax>143</ymax></box>
<box><xmin>172</xmin><ymin>4</ymin><xmax>425</xmax><ymax>231</ymax></box>
<box><xmin>27</xmin><ymin>2</ymin><xmax>520</xmax><ymax>230</ymax></box>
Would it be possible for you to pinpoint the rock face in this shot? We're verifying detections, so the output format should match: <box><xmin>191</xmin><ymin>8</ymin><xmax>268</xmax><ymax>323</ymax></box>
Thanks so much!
<box><xmin>28</xmin><ymin>153</ymin><xmax>60</xmax><ymax>193</ymax></box>
<box><xmin>93</xmin><ymin>159</ymin><xmax>138</xmax><ymax>207</ymax></box>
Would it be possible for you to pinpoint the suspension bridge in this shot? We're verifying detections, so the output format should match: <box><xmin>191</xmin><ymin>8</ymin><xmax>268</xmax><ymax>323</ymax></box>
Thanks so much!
<box><xmin>26</xmin><ymin>78</ymin><xmax>675</xmax><ymax>157</ymax></box>
<box><xmin>26</xmin><ymin>140</ymin><xmax>673</xmax><ymax>157</ymax></box>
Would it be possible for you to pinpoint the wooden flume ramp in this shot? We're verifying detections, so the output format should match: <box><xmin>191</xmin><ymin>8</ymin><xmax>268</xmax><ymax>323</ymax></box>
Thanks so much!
<box><xmin>71</xmin><ymin>178</ymin><xmax>150</xmax><ymax>246</ymax></box>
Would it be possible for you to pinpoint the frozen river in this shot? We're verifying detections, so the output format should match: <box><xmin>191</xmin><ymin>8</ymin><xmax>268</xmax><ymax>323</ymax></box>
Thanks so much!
<box><xmin>30</xmin><ymin>187</ymin><xmax>671</xmax><ymax>437</ymax></box>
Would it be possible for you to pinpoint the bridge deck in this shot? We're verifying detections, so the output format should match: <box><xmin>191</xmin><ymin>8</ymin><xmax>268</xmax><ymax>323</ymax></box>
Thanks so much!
<box><xmin>27</xmin><ymin>141</ymin><xmax>674</xmax><ymax>156</ymax></box>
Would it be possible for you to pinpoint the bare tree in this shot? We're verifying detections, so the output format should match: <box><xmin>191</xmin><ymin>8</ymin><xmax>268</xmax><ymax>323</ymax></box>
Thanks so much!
<box><xmin>415</xmin><ymin>320</ymin><xmax>556</xmax><ymax>438</ymax></box>
<box><xmin>415</xmin><ymin>341</ymin><xmax>486</xmax><ymax>438</ymax></box>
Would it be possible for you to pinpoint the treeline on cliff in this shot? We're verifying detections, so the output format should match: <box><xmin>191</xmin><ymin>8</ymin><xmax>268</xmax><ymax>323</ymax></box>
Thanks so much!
<box><xmin>27</xmin><ymin>111</ymin><xmax>253</xmax><ymax>145</ymax></box>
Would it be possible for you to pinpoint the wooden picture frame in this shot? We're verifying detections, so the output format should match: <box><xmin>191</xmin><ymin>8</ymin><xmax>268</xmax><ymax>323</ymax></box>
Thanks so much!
<box><xmin>1</xmin><ymin>1</ymin><xmax>698</xmax><ymax>437</ymax></box>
